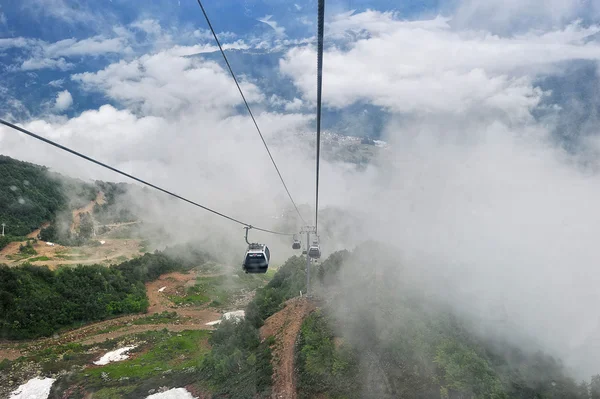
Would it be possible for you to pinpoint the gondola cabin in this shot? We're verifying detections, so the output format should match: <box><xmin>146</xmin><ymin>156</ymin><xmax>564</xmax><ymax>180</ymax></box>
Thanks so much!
<box><xmin>308</xmin><ymin>241</ymin><xmax>321</xmax><ymax>259</ymax></box>
<box><xmin>292</xmin><ymin>239</ymin><xmax>301</xmax><ymax>250</ymax></box>
<box><xmin>243</xmin><ymin>243</ymin><xmax>270</xmax><ymax>274</ymax></box>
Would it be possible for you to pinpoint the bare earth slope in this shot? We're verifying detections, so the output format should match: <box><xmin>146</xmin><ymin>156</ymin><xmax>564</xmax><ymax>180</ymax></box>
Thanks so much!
<box><xmin>260</xmin><ymin>297</ymin><xmax>317</xmax><ymax>399</ymax></box>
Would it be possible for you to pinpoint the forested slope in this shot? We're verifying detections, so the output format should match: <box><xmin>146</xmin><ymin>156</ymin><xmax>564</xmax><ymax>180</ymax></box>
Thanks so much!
<box><xmin>0</xmin><ymin>155</ymin><xmax>96</xmax><ymax>239</ymax></box>
<box><xmin>293</xmin><ymin>246</ymin><xmax>595</xmax><ymax>399</ymax></box>
<box><xmin>0</xmin><ymin>249</ymin><xmax>211</xmax><ymax>340</ymax></box>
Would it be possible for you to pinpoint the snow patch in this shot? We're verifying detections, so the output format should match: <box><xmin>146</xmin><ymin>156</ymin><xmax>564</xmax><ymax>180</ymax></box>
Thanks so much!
<box><xmin>223</xmin><ymin>310</ymin><xmax>245</xmax><ymax>320</ymax></box>
<box><xmin>158</xmin><ymin>286</ymin><xmax>167</xmax><ymax>292</ymax></box>
<box><xmin>146</xmin><ymin>387</ymin><xmax>197</xmax><ymax>398</ymax></box>
<box><xmin>205</xmin><ymin>310</ymin><xmax>245</xmax><ymax>326</ymax></box>
<box><xmin>93</xmin><ymin>345</ymin><xmax>137</xmax><ymax>365</ymax></box>
<box><xmin>10</xmin><ymin>377</ymin><xmax>55</xmax><ymax>399</ymax></box>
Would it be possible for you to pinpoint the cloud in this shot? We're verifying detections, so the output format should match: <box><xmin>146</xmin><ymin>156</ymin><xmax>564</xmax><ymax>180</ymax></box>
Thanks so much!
<box><xmin>258</xmin><ymin>15</ymin><xmax>287</xmax><ymax>37</ymax></box>
<box><xmin>452</xmin><ymin>0</ymin><xmax>600</xmax><ymax>34</ymax></box>
<box><xmin>0</xmin><ymin>37</ymin><xmax>34</xmax><ymax>49</ymax></box>
<box><xmin>281</xmin><ymin>12</ymin><xmax>600</xmax><ymax>121</ymax></box>
<box><xmin>4</xmin><ymin>34</ymin><xmax>133</xmax><ymax>71</ymax></box>
<box><xmin>20</xmin><ymin>57</ymin><xmax>73</xmax><ymax>71</ymax></box>
<box><xmin>54</xmin><ymin>90</ymin><xmax>73</xmax><ymax>111</ymax></box>
<box><xmin>19</xmin><ymin>0</ymin><xmax>106</xmax><ymax>26</ymax></box>
<box><xmin>193</xmin><ymin>29</ymin><xmax>237</xmax><ymax>41</ymax></box>
<box><xmin>45</xmin><ymin>36</ymin><xmax>132</xmax><ymax>57</ymax></box>
<box><xmin>130</xmin><ymin>19</ymin><xmax>163</xmax><ymax>36</ymax></box>
<box><xmin>48</xmin><ymin>79</ymin><xmax>65</xmax><ymax>88</ymax></box>
<box><xmin>73</xmin><ymin>49</ymin><xmax>262</xmax><ymax>117</ymax></box>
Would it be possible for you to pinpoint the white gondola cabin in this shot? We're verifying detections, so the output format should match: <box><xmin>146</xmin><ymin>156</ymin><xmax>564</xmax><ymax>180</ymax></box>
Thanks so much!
<box><xmin>308</xmin><ymin>240</ymin><xmax>321</xmax><ymax>259</ymax></box>
<box><xmin>243</xmin><ymin>243</ymin><xmax>270</xmax><ymax>274</ymax></box>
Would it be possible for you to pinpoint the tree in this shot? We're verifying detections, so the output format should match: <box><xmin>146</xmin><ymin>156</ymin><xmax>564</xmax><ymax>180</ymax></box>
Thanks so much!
<box><xmin>591</xmin><ymin>375</ymin><xmax>600</xmax><ymax>399</ymax></box>
<box><xmin>79</xmin><ymin>212</ymin><xmax>94</xmax><ymax>239</ymax></box>
<box><xmin>39</xmin><ymin>225</ymin><xmax>57</xmax><ymax>242</ymax></box>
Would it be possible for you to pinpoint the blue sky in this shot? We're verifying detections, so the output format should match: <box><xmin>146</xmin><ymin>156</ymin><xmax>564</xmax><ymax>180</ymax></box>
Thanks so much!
<box><xmin>0</xmin><ymin>0</ymin><xmax>446</xmax><ymax>124</ymax></box>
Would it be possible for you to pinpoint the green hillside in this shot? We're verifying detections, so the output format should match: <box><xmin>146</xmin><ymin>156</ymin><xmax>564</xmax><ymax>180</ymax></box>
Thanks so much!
<box><xmin>0</xmin><ymin>155</ymin><xmax>97</xmax><ymax>239</ymax></box>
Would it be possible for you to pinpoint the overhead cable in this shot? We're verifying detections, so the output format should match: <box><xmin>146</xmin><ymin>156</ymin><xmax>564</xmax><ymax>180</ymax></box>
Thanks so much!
<box><xmin>195</xmin><ymin>0</ymin><xmax>307</xmax><ymax>225</ymax></box>
<box><xmin>0</xmin><ymin>118</ymin><xmax>294</xmax><ymax>236</ymax></box>
<box><xmin>315</xmin><ymin>0</ymin><xmax>325</xmax><ymax>233</ymax></box>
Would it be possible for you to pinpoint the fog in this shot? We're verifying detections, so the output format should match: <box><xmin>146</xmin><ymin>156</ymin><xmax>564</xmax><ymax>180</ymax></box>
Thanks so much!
<box><xmin>3</xmin><ymin>4</ymin><xmax>600</xmax><ymax>381</ymax></box>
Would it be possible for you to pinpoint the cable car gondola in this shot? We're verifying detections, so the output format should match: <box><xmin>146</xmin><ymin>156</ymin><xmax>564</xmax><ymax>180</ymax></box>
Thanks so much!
<box><xmin>308</xmin><ymin>240</ymin><xmax>321</xmax><ymax>259</ymax></box>
<box><xmin>292</xmin><ymin>234</ymin><xmax>301</xmax><ymax>250</ymax></box>
<box><xmin>242</xmin><ymin>226</ymin><xmax>270</xmax><ymax>274</ymax></box>
<box><xmin>243</xmin><ymin>243</ymin><xmax>270</xmax><ymax>274</ymax></box>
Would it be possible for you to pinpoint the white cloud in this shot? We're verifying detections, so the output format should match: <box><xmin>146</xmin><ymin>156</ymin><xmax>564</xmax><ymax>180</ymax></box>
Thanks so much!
<box><xmin>258</xmin><ymin>15</ymin><xmax>286</xmax><ymax>37</ymax></box>
<box><xmin>48</xmin><ymin>79</ymin><xmax>65</xmax><ymax>88</ymax></box>
<box><xmin>20</xmin><ymin>0</ymin><xmax>101</xmax><ymax>25</ymax></box>
<box><xmin>4</xmin><ymin>34</ymin><xmax>132</xmax><ymax>71</ymax></box>
<box><xmin>20</xmin><ymin>57</ymin><xmax>73</xmax><ymax>71</ymax></box>
<box><xmin>193</xmin><ymin>29</ymin><xmax>237</xmax><ymax>41</ymax></box>
<box><xmin>284</xmin><ymin>98</ymin><xmax>304</xmax><ymax>112</ymax></box>
<box><xmin>452</xmin><ymin>0</ymin><xmax>600</xmax><ymax>33</ymax></box>
<box><xmin>130</xmin><ymin>19</ymin><xmax>163</xmax><ymax>36</ymax></box>
<box><xmin>54</xmin><ymin>90</ymin><xmax>73</xmax><ymax>111</ymax></box>
<box><xmin>0</xmin><ymin>37</ymin><xmax>34</xmax><ymax>49</ymax></box>
<box><xmin>45</xmin><ymin>36</ymin><xmax>131</xmax><ymax>57</ymax></box>
<box><xmin>72</xmin><ymin>49</ymin><xmax>263</xmax><ymax>117</ymax></box>
<box><xmin>281</xmin><ymin>12</ymin><xmax>600</xmax><ymax>121</ymax></box>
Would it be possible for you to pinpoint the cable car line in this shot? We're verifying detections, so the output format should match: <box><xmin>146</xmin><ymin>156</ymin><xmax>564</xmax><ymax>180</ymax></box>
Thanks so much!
<box><xmin>314</xmin><ymin>0</ymin><xmax>325</xmax><ymax>233</ymax></box>
<box><xmin>195</xmin><ymin>0</ymin><xmax>307</xmax><ymax>226</ymax></box>
<box><xmin>0</xmin><ymin>118</ymin><xmax>294</xmax><ymax>237</ymax></box>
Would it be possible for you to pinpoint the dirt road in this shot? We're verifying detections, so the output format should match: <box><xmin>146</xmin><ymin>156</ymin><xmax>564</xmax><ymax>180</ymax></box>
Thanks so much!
<box><xmin>260</xmin><ymin>297</ymin><xmax>317</xmax><ymax>399</ymax></box>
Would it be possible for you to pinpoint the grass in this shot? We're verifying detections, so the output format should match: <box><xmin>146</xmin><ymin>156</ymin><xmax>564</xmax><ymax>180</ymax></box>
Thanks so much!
<box><xmin>6</xmin><ymin>253</ymin><xmax>33</xmax><ymax>261</ymax></box>
<box><xmin>32</xmin><ymin>329</ymin><xmax>212</xmax><ymax>398</ymax></box>
<box><xmin>54</xmin><ymin>254</ymin><xmax>87</xmax><ymax>260</ymax></box>
<box><xmin>132</xmin><ymin>311</ymin><xmax>189</xmax><ymax>325</ymax></box>
<box><xmin>168</xmin><ymin>272</ymin><xmax>272</xmax><ymax>308</ymax></box>
<box><xmin>84</xmin><ymin>330</ymin><xmax>210</xmax><ymax>381</ymax></box>
<box><xmin>95</xmin><ymin>324</ymin><xmax>127</xmax><ymax>335</ymax></box>
<box><xmin>29</xmin><ymin>255</ymin><xmax>51</xmax><ymax>262</ymax></box>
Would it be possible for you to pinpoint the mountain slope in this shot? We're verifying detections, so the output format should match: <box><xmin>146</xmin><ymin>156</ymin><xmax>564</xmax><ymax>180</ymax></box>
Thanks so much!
<box><xmin>0</xmin><ymin>155</ymin><xmax>97</xmax><ymax>238</ymax></box>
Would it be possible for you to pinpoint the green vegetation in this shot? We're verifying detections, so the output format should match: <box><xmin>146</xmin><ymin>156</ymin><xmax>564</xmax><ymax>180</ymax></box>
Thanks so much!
<box><xmin>201</xmin><ymin>320</ymin><xmax>273</xmax><ymax>398</ymax></box>
<box><xmin>0</xmin><ymin>155</ymin><xmax>96</xmax><ymax>241</ymax></box>
<box><xmin>296</xmin><ymin>311</ymin><xmax>360</xmax><ymax>399</ymax></box>
<box><xmin>44</xmin><ymin>330</ymin><xmax>210</xmax><ymax>399</ymax></box>
<box><xmin>169</xmin><ymin>272</ymin><xmax>270</xmax><ymax>308</ymax></box>
<box><xmin>0</xmin><ymin>250</ymin><xmax>211</xmax><ymax>340</ymax></box>
<box><xmin>28</xmin><ymin>255</ymin><xmax>51</xmax><ymax>262</ymax></box>
<box><xmin>132</xmin><ymin>311</ymin><xmax>189</xmax><ymax>325</ymax></box>
<box><xmin>246</xmin><ymin>255</ymin><xmax>312</xmax><ymax>328</ymax></box>
<box><xmin>0</xmin><ymin>235</ymin><xmax>27</xmax><ymax>251</ymax></box>
<box><xmin>39</xmin><ymin>221</ymin><xmax>95</xmax><ymax>247</ymax></box>
<box><xmin>79</xmin><ymin>212</ymin><xmax>94</xmax><ymax>239</ymax></box>
<box><xmin>298</xmin><ymin>245</ymin><xmax>593</xmax><ymax>399</ymax></box>
<box><xmin>197</xmin><ymin>256</ymin><xmax>309</xmax><ymax>398</ymax></box>
<box><xmin>18</xmin><ymin>240</ymin><xmax>37</xmax><ymax>255</ymax></box>
<box><xmin>93</xmin><ymin>181</ymin><xmax>137</xmax><ymax>224</ymax></box>
<box><xmin>0</xmin><ymin>264</ymin><xmax>147</xmax><ymax>339</ymax></box>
